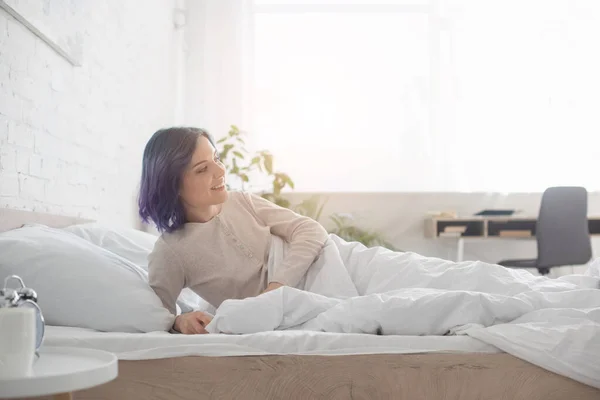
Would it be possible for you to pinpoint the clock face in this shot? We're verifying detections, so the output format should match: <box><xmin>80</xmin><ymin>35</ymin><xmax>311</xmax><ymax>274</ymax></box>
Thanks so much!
<box><xmin>20</xmin><ymin>300</ymin><xmax>45</xmax><ymax>350</ymax></box>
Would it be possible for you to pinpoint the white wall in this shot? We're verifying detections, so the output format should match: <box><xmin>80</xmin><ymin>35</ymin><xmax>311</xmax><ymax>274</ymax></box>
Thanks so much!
<box><xmin>0</xmin><ymin>0</ymin><xmax>180</xmax><ymax>226</ymax></box>
<box><xmin>183</xmin><ymin>0</ymin><xmax>249</xmax><ymax>138</ymax></box>
<box><xmin>284</xmin><ymin>191</ymin><xmax>600</xmax><ymax>276</ymax></box>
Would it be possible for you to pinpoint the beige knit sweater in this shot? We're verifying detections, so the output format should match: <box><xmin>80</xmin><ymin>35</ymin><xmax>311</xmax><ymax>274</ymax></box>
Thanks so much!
<box><xmin>148</xmin><ymin>191</ymin><xmax>329</xmax><ymax>315</ymax></box>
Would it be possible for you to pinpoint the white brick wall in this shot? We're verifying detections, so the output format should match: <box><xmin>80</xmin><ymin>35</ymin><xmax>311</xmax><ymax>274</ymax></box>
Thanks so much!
<box><xmin>0</xmin><ymin>0</ymin><xmax>179</xmax><ymax>227</ymax></box>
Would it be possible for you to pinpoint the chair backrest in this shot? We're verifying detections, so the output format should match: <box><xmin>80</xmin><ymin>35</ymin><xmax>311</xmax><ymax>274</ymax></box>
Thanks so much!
<box><xmin>536</xmin><ymin>186</ymin><xmax>592</xmax><ymax>268</ymax></box>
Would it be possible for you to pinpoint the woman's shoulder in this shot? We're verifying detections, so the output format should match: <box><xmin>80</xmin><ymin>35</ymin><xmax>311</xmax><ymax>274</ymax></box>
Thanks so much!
<box><xmin>153</xmin><ymin>227</ymin><xmax>191</xmax><ymax>251</ymax></box>
<box><xmin>150</xmin><ymin>232</ymin><xmax>176</xmax><ymax>252</ymax></box>
<box><xmin>228</xmin><ymin>189</ymin><xmax>251</xmax><ymax>201</ymax></box>
<box><xmin>224</xmin><ymin>190</ymin><xmax>255</xmax><ymax>211</ymax></box>
<box><xmin>147</xmin><ymin>233</ymin><xmax>178</xmax><ymax>267</ymax></box>
<box><xmin>150</xmin><ymin>229</ymin><xmax>201</xmax><ymax>265</ymax></box>
<box><xmin>152</xmin><ymin>191</ymin><xmax>256</xmax><ymax>242</ymax></box>
<box><xmin>221</xmin><ymin>190</ymin><xmax>269</xmax><ymax>223</ymax></box>
<box><xmin>153</xmin><ymin>192</ymin><xmax>251</xmax><ymax>237</ymax></box>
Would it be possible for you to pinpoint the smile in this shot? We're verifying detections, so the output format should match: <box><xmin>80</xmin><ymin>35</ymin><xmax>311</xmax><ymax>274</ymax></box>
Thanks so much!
<box><xmin>211</xmin><ymin>183</ymin><xmax>225</xmax><ymax>191</ymax></box>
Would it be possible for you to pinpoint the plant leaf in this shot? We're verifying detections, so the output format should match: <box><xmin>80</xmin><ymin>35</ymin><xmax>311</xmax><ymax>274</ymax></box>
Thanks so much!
<box><xmin>233</xmin><ymin>151</ymin><xmax>245</xmax><ymax>159</ymax></box>
<box><xmin>220</xmin><ymin>144</ymin><xmax>234</xmax><ymax>160</ymax></box>
<box><xmin>272</xmin><ymin>180</ymin><xmax>282</xmax><ymax>195</ymax></box>
<box><xmin>315</xmin><ymin>196</ymin><xmax>327</xmax><ymax>221</ymax></box>
<box><xmin>216</xmin><ymin>136</ymin><xmax>228</xmax><ymax>144</ymax></box>
<box><xmin>261</xmin><ymin>193</ymin><xmax>275</xmax><ymax>203</ymax></box>
<box><xmin>330</xmin><ymin>214</ymin><xmax>343</xmax><ymax>229</ymax></box>
<box><xmin>276</xmin><ymin>198</ymin><xmax>290</xmax><ymax>208</ymax></box>
<box><xmin>229</xmin><ymin>125</ymin><xmax>240</xmax><ymax>137</ymax></box>
<box><xmin>279</xmin><ymin>173</ymin><xmax>294</xmax><ymax>189</ymax></box>
<box><xmin>263</xmin><ymin>153</ymin><xmax>273</xmax><ymax>175</ymax></box>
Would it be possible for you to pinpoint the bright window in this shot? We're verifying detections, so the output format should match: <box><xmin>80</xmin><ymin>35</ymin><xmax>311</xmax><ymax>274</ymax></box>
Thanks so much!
<box><xmin>248</xmin><ymin>1</ymin><xmax>600</xmax><ymax>192</ymax></box>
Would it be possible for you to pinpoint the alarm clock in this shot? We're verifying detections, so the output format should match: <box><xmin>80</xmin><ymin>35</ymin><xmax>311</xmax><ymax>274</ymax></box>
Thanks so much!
<box><xmin>0</xmin><ymin>275</ymin><xmax>45</xmax><ymax>354</ymax></box>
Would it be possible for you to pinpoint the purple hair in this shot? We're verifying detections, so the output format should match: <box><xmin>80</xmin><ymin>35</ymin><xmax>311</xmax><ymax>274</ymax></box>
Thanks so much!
<box><xmin>138</xmin><ymin>127</ymin><xmax>215</xmax><ymax>233</ymax></box>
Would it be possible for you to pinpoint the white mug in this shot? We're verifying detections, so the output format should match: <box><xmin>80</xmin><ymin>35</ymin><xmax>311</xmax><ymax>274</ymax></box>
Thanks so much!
<box><xmin>0</xmin><ymin>307</ymin><xmax>36</xmax><ymax>379</ymax></box>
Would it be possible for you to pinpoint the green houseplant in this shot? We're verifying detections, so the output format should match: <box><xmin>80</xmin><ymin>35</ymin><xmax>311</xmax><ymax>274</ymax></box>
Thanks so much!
<box><xmin>216</xmin><ymin>125</ymin><xmax>294</xmax><ymax>208</ymax></box>
<box><xmin>291</xmin><ymin>196</ymin><xmax>396</xmax><ymax>250</ymax></box>
<box><xmin>329</xmin><ymin>213</ymin><xmax>396</xmax><ymax>249</ymax></box>
<box><xmin>216</xmin><ymin>125</ymin><xmax>395</xmax><ymax>249</ymax></box>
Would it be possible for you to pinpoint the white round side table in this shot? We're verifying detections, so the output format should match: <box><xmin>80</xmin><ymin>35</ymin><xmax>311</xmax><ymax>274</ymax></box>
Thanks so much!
<box><xmin>0</xmin><ymin>346</ymin><xmax>118</xmax><ymax>400</ymax></box>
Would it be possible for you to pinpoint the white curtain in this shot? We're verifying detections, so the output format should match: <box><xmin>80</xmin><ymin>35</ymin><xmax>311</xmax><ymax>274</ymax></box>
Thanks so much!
<box><xmin>184</xmin><ymin>0</ymin><xmax>600</xmax><ymax>192</ymax></box>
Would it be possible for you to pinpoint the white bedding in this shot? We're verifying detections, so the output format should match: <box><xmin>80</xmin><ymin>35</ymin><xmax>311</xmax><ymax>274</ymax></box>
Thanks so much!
<box><xmin>43</xmin><ymin>325</ymin><xmax>499</xmax><ymax>360</ymax></box>
<box><xmin>205</xmin><ymin>235</ymin><xmax>600</xmax><ymax>389</ymax></box>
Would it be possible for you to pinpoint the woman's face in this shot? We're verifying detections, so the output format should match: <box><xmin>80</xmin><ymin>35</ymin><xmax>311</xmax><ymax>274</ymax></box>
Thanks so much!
<box><xmin>179</xmin><ymin>135</ymin><xmax>228</xmax><ymax>212</ymax></box>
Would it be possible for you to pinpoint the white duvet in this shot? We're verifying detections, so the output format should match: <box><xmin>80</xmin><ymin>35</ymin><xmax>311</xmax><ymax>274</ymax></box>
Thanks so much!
<box><xmin>205</xmin><ymin>235</ymin><xmax>600</xmax><ymax>389</ymax></box>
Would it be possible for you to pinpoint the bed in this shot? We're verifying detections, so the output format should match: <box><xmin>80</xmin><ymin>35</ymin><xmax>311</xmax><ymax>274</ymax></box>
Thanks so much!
<box><xmin>2</xmin><ymin>207</ymin><xmax>599</xmax><ymax>400</ymax></box>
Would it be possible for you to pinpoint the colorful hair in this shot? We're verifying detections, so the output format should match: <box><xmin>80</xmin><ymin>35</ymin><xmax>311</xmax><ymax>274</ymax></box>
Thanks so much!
<box><xmin>138</xmin><ymin>127</ymin><xmax>215</xmax><ymax>232</ymax></box>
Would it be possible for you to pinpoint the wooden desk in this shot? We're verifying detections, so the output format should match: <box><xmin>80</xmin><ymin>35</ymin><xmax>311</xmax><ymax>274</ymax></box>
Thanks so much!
<box><xmin>424</xmin><ymin>216</ymin><xmax>600</xmax><ymax>261</ymax></box>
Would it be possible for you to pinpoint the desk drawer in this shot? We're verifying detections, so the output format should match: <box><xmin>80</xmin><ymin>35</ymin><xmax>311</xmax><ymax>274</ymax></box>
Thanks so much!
<box><xmin>436</xmin><ymin>220</ymin><xmax>484</xmax><ymax>237</ymax></box>
<box><xmin>487</xmin><ymin>220</ymin><xmax>536</xmax><ymax>237</ymax></box>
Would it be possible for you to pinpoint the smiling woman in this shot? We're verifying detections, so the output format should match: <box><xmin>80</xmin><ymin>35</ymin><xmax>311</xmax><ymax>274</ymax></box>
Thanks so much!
<box><xmin>138</xmin><ymin>127</ymin><xmax>226</xmax><ymax>233</ymax></box>
<box><xmin>137</xmin><ymin>126</ymin><xmax>329</xmax><ymax>334</ymax></box>
<box><xmin>178</xmin><ymin>135</ymin><xmax>228</xmax><ymax>224</ymax></box>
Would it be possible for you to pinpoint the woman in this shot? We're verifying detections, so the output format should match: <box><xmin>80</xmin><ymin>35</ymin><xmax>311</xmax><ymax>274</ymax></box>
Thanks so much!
<box><xmin>139</xmin><ymin>127</ymin><xmax>329</xmax><ymax>334</ymax></box>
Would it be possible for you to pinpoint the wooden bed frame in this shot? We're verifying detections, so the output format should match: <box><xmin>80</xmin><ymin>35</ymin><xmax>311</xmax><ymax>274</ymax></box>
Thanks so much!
<box><xmin>2</xmin><ymin>207</ymin><xmax>599</xmax><ymax>400</ymax></box>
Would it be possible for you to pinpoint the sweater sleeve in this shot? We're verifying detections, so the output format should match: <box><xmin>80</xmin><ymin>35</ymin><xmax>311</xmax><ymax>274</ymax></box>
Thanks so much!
<box><xmin>242</xmin><ymin>192</ymin><xmax>328</xmax><ymax>287</ymax></box>
<box><xmin>148</xmin><ymin>237</ymin><xmax>185</xmax><ymax>320</ymax></box>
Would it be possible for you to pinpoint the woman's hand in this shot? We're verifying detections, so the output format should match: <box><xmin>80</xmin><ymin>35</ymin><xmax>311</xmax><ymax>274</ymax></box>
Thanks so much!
<box><xmin>261</xmin><ymin>282</ymin><xmax>284</xmax><ymax>295</ymax></box>
<box><xmin>173</xmin><ymin>311</ymin><xmax>213</xmax><ymax>334</ymax></box>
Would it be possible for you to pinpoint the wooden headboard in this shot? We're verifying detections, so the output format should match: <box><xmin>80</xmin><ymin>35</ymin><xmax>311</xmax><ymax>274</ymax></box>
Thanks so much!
<box><xmin>0</xmin><ymin>208</ymin><xmax>93</xmax><ymax>233</ymax></box>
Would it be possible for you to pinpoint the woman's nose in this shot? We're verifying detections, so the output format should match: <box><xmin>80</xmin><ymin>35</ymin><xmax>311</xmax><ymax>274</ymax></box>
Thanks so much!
<box><xmin>215</xmin><ymin>161</ymin><xmax>226</xmax><ymax>177</ymax></box>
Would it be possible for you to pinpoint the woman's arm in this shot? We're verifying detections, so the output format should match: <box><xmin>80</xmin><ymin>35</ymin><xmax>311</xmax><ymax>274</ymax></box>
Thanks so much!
<box><xmin>148</xmin><ymin>238</ymin><xmax>185</xmax><ymax>317</ymax></box>
<box><xmin>243</xmin><ymin>192</ymin><xmax>329</xmax><ymax>288</ymax></box>
<box><xmin>148</xmin><ymin>238</ymin><xmax>214</xmax><ymax>334</ymax></box>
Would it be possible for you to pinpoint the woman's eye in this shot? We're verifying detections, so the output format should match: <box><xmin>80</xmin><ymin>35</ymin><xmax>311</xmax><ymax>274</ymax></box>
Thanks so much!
<box><xmin>197</xmin><ymin>167</ymin><xmax>207</xmax><ymax>174</ymax></box>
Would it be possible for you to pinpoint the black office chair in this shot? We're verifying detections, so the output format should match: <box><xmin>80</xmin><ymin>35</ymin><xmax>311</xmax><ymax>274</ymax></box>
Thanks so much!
<box><xmin>498</xmin><ymin>186</ymin><xmax>592</xmax><ymax>275</ymax></box>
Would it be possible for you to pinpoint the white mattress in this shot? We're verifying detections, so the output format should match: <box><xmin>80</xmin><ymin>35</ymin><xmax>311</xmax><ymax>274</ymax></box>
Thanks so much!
<box><xmin>43</xmin><ymin>326</ymin><xmax>501</xmax><ymax>360</ymax></box>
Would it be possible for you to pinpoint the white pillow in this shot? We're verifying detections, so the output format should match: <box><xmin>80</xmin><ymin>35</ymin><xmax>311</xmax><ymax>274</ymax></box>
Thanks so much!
<box><xmin>63</xmin><ymin>223</ymin><xmax>158</xmax><ymax>270</ymax></box>
<box><xmin>0</xmin><ymin>225</ymin><xmax>174</xmax><ymax>333</ymax></box>
<box><xmin>63</xmin><ymin>223</ymin><xmax>216</xmax><ymax>315</ymax></box>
